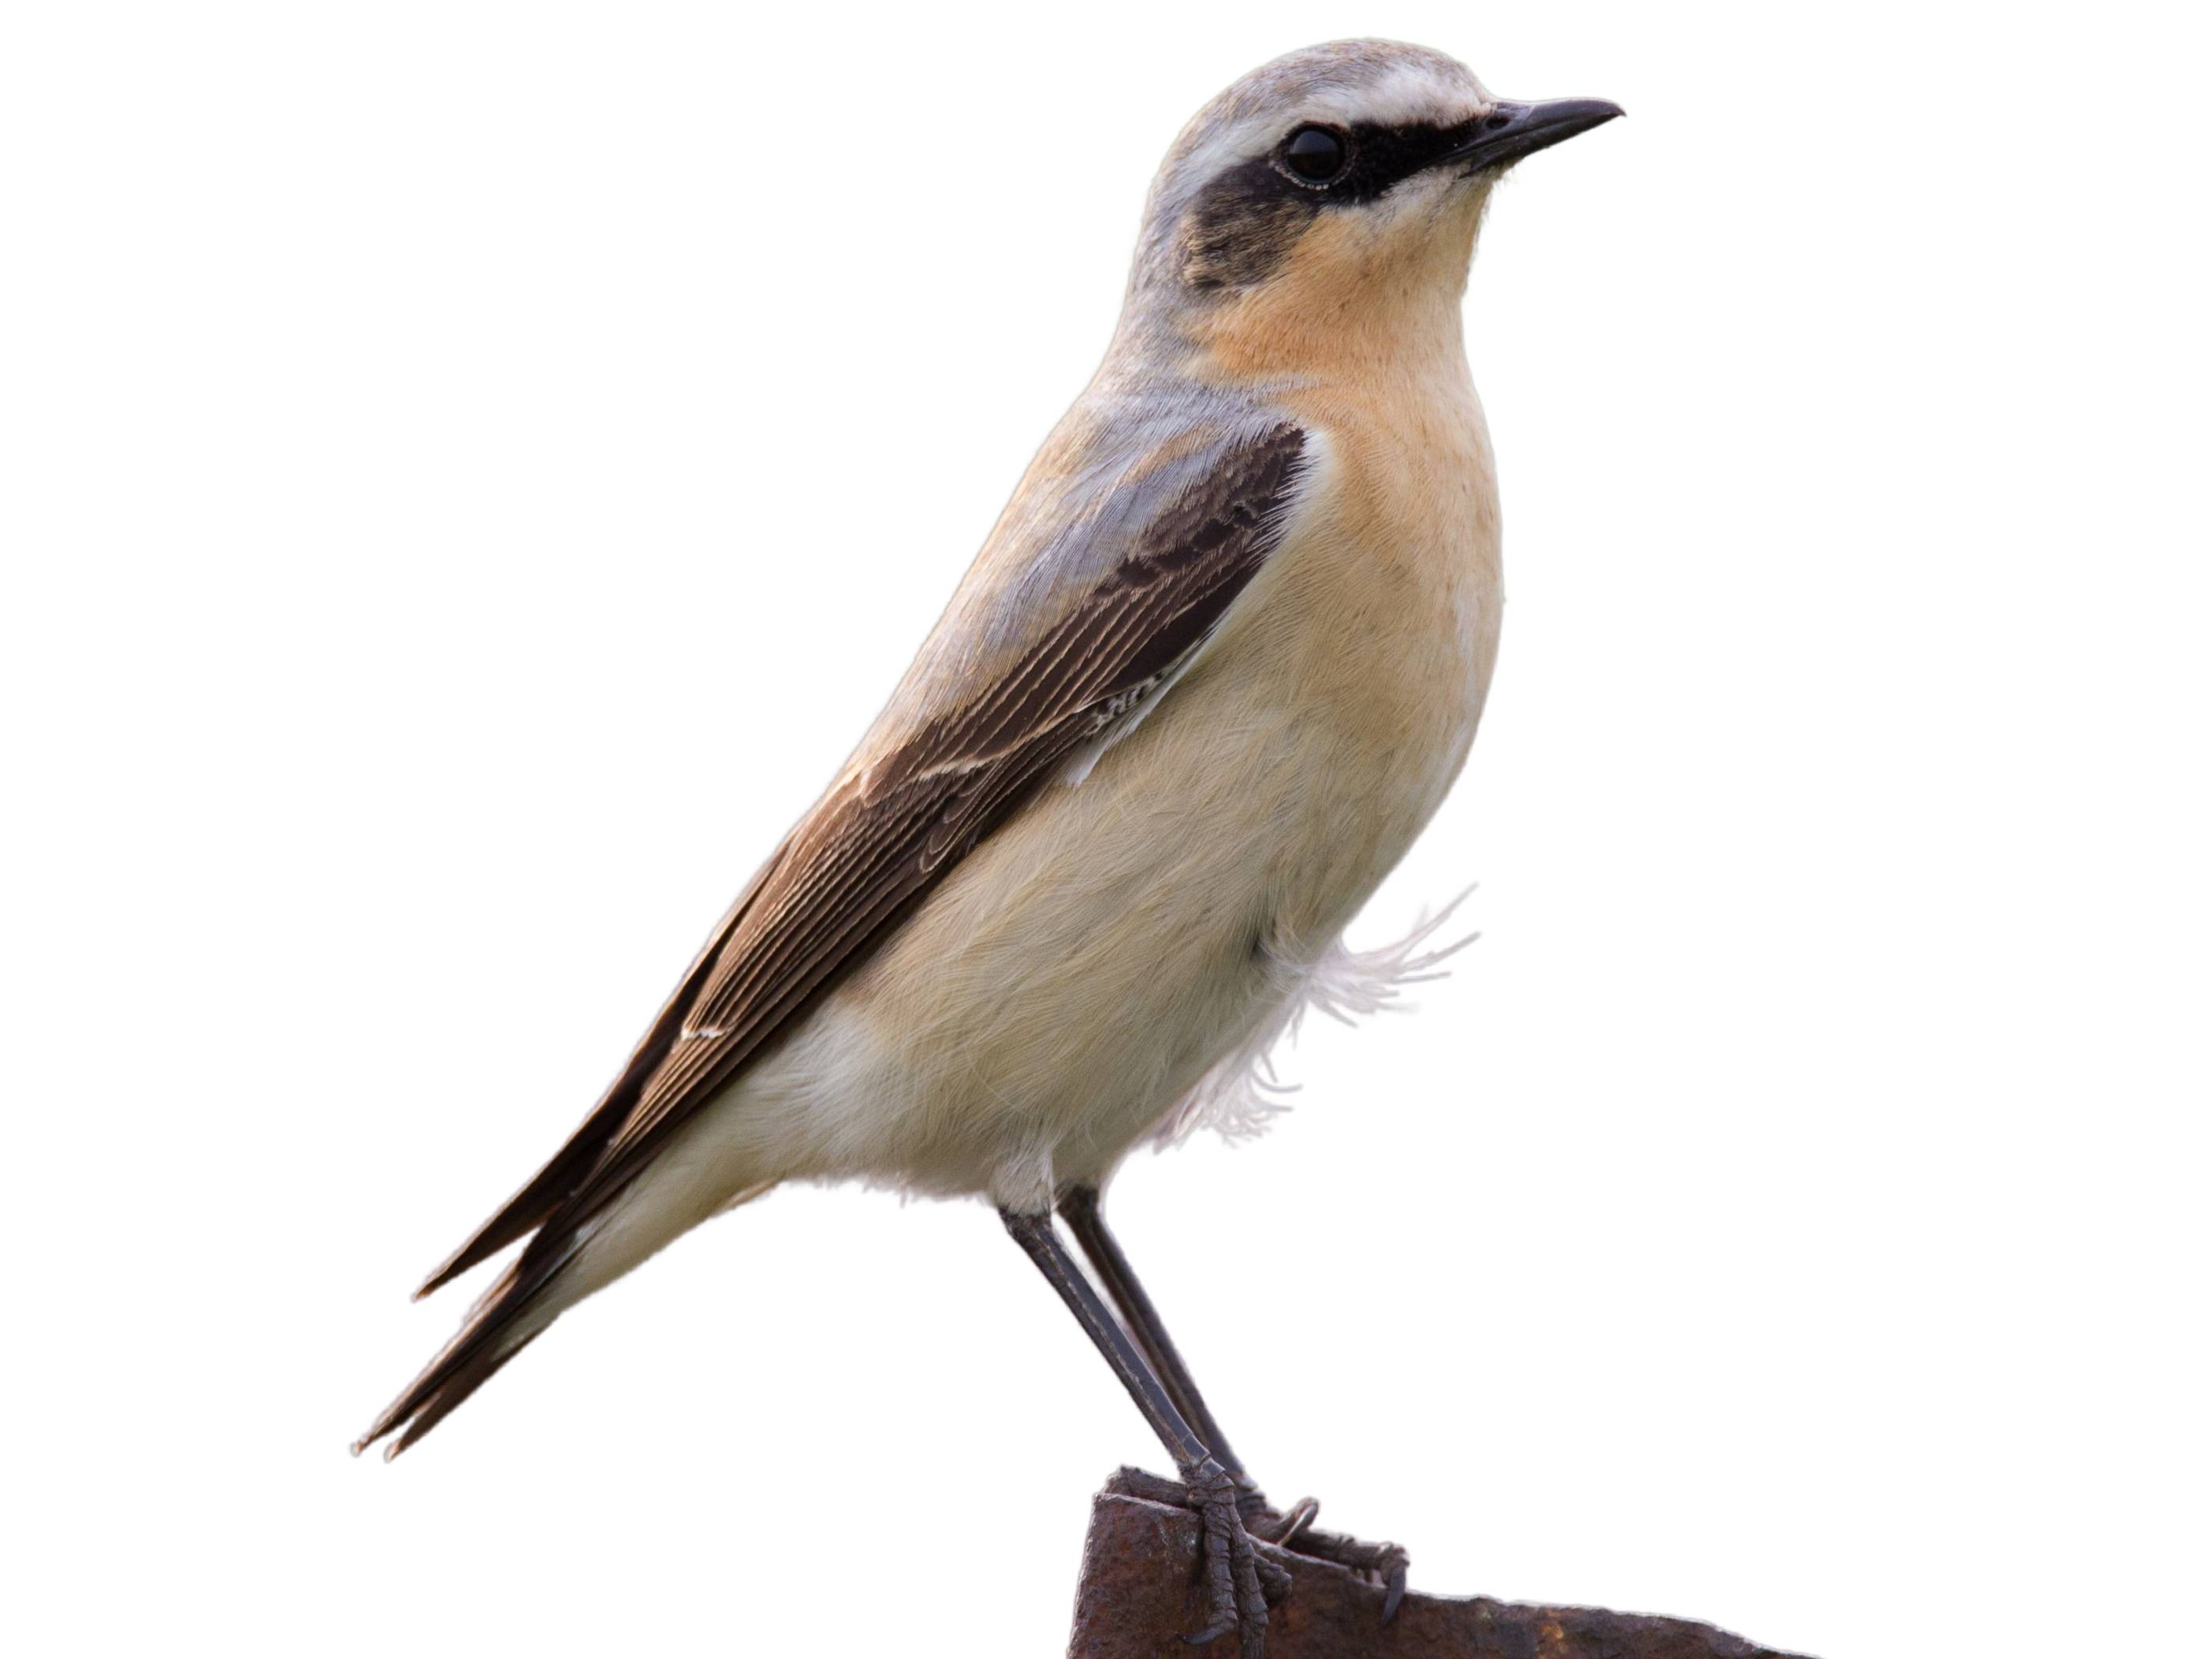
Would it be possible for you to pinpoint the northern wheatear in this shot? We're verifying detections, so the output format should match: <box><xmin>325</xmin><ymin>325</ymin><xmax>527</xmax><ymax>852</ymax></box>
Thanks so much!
<box><xmin>359</xmin><ymin>39</ymin><xmax>1618</xmax><ymax>1653</ymax></box>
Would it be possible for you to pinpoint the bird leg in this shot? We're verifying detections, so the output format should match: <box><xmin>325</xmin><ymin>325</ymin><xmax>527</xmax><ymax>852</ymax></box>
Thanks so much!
<box><xmin>1057</xmin><ymin>1185</ymin><xmax>1411</xmax><ymax>1620</ymax></box>
<box><xmin>1000</xmin><ymin>1207</ymin><xmax>1286</xmax><ymax>1655</ymax></box>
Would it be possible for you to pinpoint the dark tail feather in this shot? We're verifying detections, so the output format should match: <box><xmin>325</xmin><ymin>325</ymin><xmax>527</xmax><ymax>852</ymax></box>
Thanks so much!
<box><xmin>411</xmin><ymin>1103</ymin><xmax>631</xmax><ymax>1302</ymax></box>
<box><xmin>355</xmin><ymin>1251</ymin><xmax>568</xmax><ymax>1460</ymax></box>
<box><xmin>381</xmin><ymin>1330</ymin><xmax>543</xmax><ymax>1459</ymax></box>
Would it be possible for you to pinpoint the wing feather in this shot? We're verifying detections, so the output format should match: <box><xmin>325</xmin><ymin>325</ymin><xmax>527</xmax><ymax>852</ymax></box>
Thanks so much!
<box><xmin>519</xmin><ymin>419</ymin><xmax>1312</xmax><ymax>1241</ymax></box>
<box><xmin>367</xmin><ymin>417</ymin><xmax>1311</xmax><ymax>1455</ymax></box>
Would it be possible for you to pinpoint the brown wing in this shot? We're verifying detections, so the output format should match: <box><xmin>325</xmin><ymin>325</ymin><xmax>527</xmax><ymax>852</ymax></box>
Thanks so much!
<box><xmin>532</xmin><ymin>420</ymin><xmax>1308</xmax><ymax>1238</ymax></box>
<box><xmin>360</xmin><ymin>420</ymin><xmax>1310</xmax><ymax>1456</ymax></box>
<box><xmin>414</xmin><ymin>419</ymin><xmax>1310</xmax><ymax>1297</ymax></box>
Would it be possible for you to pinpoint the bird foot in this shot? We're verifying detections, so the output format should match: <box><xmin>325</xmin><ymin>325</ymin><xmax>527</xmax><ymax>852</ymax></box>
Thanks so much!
<box><xmin>1107</xmin><ymin>1461</ymin><xmax>1283</xmax><ymax>1654</ymax></box>
<box><xmin>1106</xmin><ymin>1465</ymin><xmax>1410</xmax><ymax>1627</ymax></box>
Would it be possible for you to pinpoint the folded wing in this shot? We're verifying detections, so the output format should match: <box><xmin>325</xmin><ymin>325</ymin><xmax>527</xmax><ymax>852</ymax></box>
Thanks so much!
<box><xmin>358</xmin><ymin>416</ymin><xmax>1311</xmax><ymax>1456</ymax></box>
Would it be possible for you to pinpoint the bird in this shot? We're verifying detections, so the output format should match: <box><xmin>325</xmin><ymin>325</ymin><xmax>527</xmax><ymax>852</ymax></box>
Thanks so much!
<box><xmin>357</xmin><ymin>38</ymin><xmax>1618</xmax><ymax>1655</ymax></box>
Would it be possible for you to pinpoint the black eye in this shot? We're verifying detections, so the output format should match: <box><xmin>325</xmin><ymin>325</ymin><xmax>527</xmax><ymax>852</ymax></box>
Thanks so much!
<box><xmin>1281</xmin><ymin>125</ymin><xmax>1347</xmax><ymax>184</ymax></box>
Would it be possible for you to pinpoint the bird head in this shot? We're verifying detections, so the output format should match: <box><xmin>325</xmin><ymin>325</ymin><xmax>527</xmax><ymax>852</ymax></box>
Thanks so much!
<box><xmin>1125</xmin><ymin>40</ymin><xmax>1619</xmax><ymax>370</ymax></box>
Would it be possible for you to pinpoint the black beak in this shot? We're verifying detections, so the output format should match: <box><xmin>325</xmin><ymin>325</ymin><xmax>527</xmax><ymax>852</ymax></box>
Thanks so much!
<box><xmin>1443</xmin><ymin>97</ymin><xmax>1624</xmax><ymax>173</ymax></box>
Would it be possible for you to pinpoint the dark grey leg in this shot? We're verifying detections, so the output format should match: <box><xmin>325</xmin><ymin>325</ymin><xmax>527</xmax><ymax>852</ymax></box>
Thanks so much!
<box><xmin>1000</xmin><ymin>1207</ymin><xmax>1280</xmax><ymax>1654</ymax></box>
<box><xmin>1057</xmin><ymin>1184</ymin><xmax>1247</xmax><ymax>1482</ymax></box>
<box><xmin>1056</xmin><ymin>1184</ymin><xmax>1411</xmax><ymax>1622</ymax></box>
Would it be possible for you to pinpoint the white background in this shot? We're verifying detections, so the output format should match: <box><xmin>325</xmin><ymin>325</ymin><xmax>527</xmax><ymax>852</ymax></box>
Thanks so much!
<box><xmin>4</xmin><ymin>4</ymin><xmax>2205</xmax><ymax>1656</ymax></box>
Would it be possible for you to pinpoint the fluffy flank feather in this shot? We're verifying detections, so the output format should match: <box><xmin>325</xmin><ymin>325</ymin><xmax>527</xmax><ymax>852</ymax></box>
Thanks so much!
<box><xmin>1147</xmin><ymin>887</ymin><xmax>1477</xmax><ymax>1148</ymax></box>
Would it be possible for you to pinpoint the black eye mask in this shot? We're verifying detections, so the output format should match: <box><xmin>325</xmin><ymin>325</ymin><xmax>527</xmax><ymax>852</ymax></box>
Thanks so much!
<box><xmin>1180</xmin><ymin>117</ymin><xmax>1488</xmax><ymax>292</ymax></box>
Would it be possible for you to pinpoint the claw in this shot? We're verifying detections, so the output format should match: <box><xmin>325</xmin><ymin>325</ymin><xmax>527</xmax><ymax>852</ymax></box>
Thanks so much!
<box><xmin>1381</xmin><ymin>1560</ymin><xmax>1407</xmax><ymax>1624</ymax></box>
<box><xmin>1269</xmin><ymin>1496</ymin><xmax>1320</xmax><ymax>1547</ymax></box>
<box><xmin>1182</xmin><ymin>1624</ymin><xmax>1233</xmax><ymax>1647</ymax></box>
